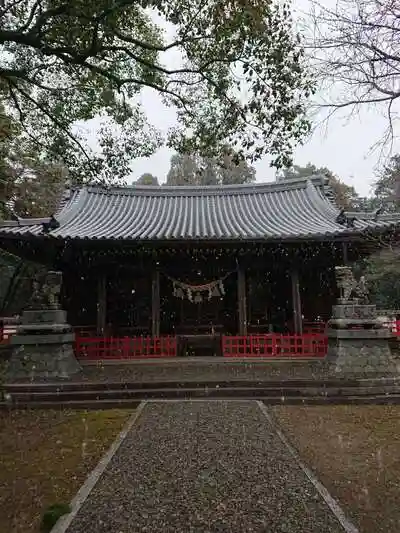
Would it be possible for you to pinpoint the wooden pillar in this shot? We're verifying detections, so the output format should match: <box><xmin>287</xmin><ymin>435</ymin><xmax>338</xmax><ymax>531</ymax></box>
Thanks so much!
<box><xmin>97</xmin><ymin>273</ymin><xmax>107</xmax><ymax>335</ymax></box>
<box><xmin>151</xmin><ymin>268</ymin><xmax>160</xmax><ymax>337</ymax></box>
<box><xmin>342</xmin><ymin>242</ymin><xmax>349</xmax><ymax>265</ymax></box>
<box><xmin>237</xmin><ymin>263</ymin><xmax>247</xmax><ymax>335</ymax></box>
<box><xmin>291</xmin><ymin>268</ymin><xmax>303</xmax><ymax>334</ymax></box>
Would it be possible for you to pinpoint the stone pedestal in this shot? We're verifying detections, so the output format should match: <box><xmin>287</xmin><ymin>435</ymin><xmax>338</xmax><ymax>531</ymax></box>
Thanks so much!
<box><xmin>6</xmin><ymin>272</ymin><xmax>81</xmax><ymax>381</ymax></box>
<box><xmin>327</xmin><ymin>299</ymin><xmax>398</xmax><ymax>377</ymax></box>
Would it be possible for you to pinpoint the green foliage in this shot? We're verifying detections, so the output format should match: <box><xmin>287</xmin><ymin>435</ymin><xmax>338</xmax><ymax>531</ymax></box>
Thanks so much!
<box><xmin>166</xmin><ymin>148</ymin><xmax>256</xmax><ymax>186</ymax></box>
<box><xmin>0</xmin><ymin>250</ymin><xmax>20</xmax><ymax>313</ymax></box>
<box><xmin>0</xmin><ymin>106</ymin><xmax>65</xmax><ymax>316</ymax></box>
<box><xmin>40</xmin><ymin>503</ymin><xmax>71</xmax><ymax>533</ymax></box>
<box><xmin>0</xmin><ymin>0</ymin><xmax>313</xmax><ymax>182</ymax></box>
<box><xmin>0</xmin><ymin>249</ymin><xmax>45</xmax><ymax>315</ymax></box>
<box><xmin>136</xmin><ymin>173</ymin><xmax>159</xmax><ymax>185</ymax></box>
<box><xmin>373</xmin><ymin>154</ymin><xmax>400</xmax><ymax>212</ymax></box>
<box><xmin>0</xmin><ymin>105</ymin><xmax>67</xmax><ymax>218</ymax></box>
<box><xmin>280</xmin><ymin>160</ymin><xmax>400</xmax><ymax>309</ymax></box>
<box><xmin>1</xmin><ymin>0</ymin><xmax>162</xmax><ymax>183</ymax></box>
<box><xmin>365</xmin><ymin>250</ymin><xmax>400</xmax><ymax>309</ymax></box>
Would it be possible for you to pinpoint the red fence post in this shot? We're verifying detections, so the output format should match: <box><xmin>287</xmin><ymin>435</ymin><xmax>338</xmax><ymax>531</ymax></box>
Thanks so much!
<box><xmin>220</xmin><ymin>333</ymin><xmax>328</xmax><ymax>359</ymax></box>
<box><xmin>73</xmin><ymin>333</ymin><xmax>328</xmax><ymax>360</ymax></box>
<box><xmin>73</xmin><ymin>335</ymin><xmax>177</xmax><ymax>360</ymax></box>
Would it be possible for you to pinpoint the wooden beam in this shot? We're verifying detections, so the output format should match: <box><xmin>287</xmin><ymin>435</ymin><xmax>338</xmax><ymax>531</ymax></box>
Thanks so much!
<box><xmin>97</xmin><ymin>273</ymin><xmax>107</xmax><ymax>335</ymax></box>
<box><xmin>291</xmin><ymin>269</ymin><xmax>302</xmax><ymax>334</ymax></box>
<box><xmin>237</xmin><ymin>263</ymin><xmax>247</xmax><ymax>335</ymax></box>
<box><xmin>152</xmin><ymin>268</ymin><xmax>160</xmax><ymax>337</ymax></box>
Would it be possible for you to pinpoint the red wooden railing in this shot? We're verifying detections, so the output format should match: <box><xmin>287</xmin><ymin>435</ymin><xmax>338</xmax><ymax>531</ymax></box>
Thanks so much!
<box><xmin>383</xmin><ymin>320</ymin><xmax>400</xmax><ymax>336</ymax></box>
<box><xmin>74</xmin><ymin>335</ymin><xmax>178</xmax><ymax>360</ymax></box>
<box><xmin>4</xmin><ymin>319</ymin><xmax>400</xmax><ymax>360</ymax></box>
<box><xmin>222</xmin><ymin>334</ymin><xmax>328</xmax><ymax>358</ymax></box>
<box><xmin>0</xmin><ymin>321</ymin><xmax>16</xmax><ymax>345</ymax></box>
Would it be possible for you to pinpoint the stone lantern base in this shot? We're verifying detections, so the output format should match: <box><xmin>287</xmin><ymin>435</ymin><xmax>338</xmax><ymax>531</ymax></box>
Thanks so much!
<box><xmin>6</xmin><ymin>309</ymin><xmax>81</xmax><ymax>381</ymax></box>
<box><xmin>327</xmin><ymin>300</ymin><xmax>399</xmax><ymax>377</ymax></box>
<box><xmin>327</xmin><ymin>329</ymin><xmax>398</xmax><ymax>377</ymax></box>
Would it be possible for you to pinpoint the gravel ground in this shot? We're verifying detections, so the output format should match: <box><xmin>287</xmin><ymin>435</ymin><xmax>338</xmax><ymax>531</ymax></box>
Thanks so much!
<box><xmin>78</xmin><ymin>360</ymin><xmax>329</xmax><ymax>383</ymax></box>
<box><xmin>66</xmin><ymin>401</ymin><xmax>346</xmax><ymax>533</ymax></box>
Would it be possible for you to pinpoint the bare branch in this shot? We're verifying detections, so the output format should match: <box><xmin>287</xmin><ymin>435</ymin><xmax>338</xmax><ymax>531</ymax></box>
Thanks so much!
<box><xmin>308</xmin><ymin>0</ymin><xmax>400</xmax><ymax>153</ymax></box>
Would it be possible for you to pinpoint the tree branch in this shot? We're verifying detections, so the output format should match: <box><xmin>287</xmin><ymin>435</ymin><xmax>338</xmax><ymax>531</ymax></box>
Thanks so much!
<box><xmin>0</xmin><ymin>0</ymin><xmax>26</xmax><ymax>19</ymax></box>
<box><xmin>7</xmin><ymin>78</ymin><xmax>94</xmax><ymax>165</ymax></box>
<box><xmin>309</xmin><ymin>0</ymin><xmax>400</xmax><ymax>153</ymax></box>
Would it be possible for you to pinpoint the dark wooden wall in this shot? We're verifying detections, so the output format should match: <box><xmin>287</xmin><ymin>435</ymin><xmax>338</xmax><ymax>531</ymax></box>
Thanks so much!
<box><xmin>60</xmin><ymin>240</ymin><xmax>343</xmax><ymax>334</ymax></box>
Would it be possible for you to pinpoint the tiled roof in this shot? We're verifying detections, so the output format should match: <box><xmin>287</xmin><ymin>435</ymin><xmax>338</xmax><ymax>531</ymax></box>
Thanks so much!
<box><xmin>0</xmin><ymin>177</ymin><xmax>398</xmax><ymax>242</ymax></box>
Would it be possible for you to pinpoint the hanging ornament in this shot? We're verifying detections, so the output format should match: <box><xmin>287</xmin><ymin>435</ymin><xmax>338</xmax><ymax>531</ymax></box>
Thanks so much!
<box><xmin>194</xmin><ymin>292</ymin><xmax>203</xmax><ymax>303</ymax></box>
<box><xmin>166</xmin><ymin>272</ymin><xmax>232</xmax><ymax>303</ymax></box>
<box><xmin>211</xmin><ymin>285</ymin><xmax>220</xmax><ymax>297</ymax></box>
<box><xmin>219</xmin><ymin>280</ymin><xmax>225</xmax><ymax>295</ymax></box>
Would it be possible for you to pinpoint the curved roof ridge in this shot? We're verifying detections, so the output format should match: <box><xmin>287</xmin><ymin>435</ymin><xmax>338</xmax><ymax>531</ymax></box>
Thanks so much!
<box><xmin>55</xmin><ymin>188</ymin><xmax>90</xmax><ymax>225</ymax></box>
<box><xmin>81</xmin><ymin>174</ymin><xmax>330</xmax><ymax>197</ymax></box>
<box><xmin>305</xmin><ymin>179</ymin><xmax>340</xmax><ymax>216</ymax></box>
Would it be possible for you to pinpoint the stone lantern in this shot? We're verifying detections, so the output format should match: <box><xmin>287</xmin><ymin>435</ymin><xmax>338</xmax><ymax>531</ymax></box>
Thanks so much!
<box><xmin>327</xmin><ymin>266</ymin><xmax>398</xmax><ymax>376</ymax></box>
<box><xmin>6</xmin><ymin>271</ymin><xmax>81</xmax><ymax>380</ymax></box>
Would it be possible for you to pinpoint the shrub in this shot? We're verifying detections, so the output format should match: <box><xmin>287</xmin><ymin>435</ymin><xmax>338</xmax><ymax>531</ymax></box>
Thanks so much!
<box><xmin>40</xmin><ymin>503</ymin><xmax>71</xmax><ymax>533</ymax></box>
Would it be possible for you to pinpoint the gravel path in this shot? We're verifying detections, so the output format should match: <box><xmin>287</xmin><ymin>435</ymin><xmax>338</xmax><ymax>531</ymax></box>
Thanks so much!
<box><xmin>65</xmin><ymin>400</ymin><xmax>346</xmax><ymax>533</ymax></box>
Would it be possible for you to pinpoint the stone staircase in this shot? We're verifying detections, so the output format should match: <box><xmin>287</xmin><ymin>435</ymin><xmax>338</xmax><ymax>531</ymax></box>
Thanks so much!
<box><xmin>2</xmin><ymin>377</ymin><xmax>400</xmax><ymax>409</ymax></box>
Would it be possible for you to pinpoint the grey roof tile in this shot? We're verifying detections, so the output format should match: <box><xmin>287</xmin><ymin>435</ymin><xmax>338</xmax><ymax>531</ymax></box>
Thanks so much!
<box><xmin>0</xmin><ymin>178</ymin><xmax>398</xmax><ymax>241</ymax></box>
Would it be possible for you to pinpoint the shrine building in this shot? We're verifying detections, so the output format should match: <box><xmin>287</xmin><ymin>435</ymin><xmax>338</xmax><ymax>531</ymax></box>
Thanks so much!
<box><xmin>1</xmin><ymin>175</ymin><xmax>399</xmax><ymax>358</ymax></box>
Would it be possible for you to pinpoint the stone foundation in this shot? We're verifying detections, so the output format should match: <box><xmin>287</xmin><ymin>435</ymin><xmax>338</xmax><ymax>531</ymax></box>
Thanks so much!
<box><xmin>5</xmin><ymin>271</ymin><xmax>82</xmax><ymax>381</ymax></box>
<box><xmin>327</xmin><ymin>336</ymin><xmax>399</xmax><ymax>377</ymax></box>
<box><xmin>327</xmin><ymin>293</ymin><xmax>399</xmax><ymax>377</ymax></box>
<box><xmin>7</xmin><ymin>340</ymin><xmax>81</xmax><ymax>380</ymax></box>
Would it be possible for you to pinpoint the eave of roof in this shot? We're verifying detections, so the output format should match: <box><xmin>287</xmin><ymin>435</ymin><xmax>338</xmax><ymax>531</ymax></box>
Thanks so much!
<box><xmin>0</xmin><ymin>176</ymin><xmax>398</xmax><ymax>243</ymax></box>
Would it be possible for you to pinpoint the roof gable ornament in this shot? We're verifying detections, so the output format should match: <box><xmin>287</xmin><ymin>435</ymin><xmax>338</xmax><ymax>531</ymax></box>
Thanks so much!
<box><xmin>42</xmin><ymin>215</ymin><xmax>60</xmax><ymax>234</ymax></box>
<box><xmin>336</xmin><ymin>209</ymin><xmax>356</xmax><ymax>228</ymax></box>
<box><xmin>372</xmin><ymin>206</ymin><xmax>384</xmax><ymax>222</ymax></box>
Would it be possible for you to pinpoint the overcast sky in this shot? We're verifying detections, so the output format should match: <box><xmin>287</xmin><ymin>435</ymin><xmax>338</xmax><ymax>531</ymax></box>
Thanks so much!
<box><xmin>127</xmin><ymin>0</ymin><xmax>399</xmax><ymax>198</ymax></box>
<box><xmin>130</xmin><ymin>88</ymin><xmax>395</xmax><ymax>197</ymax></box>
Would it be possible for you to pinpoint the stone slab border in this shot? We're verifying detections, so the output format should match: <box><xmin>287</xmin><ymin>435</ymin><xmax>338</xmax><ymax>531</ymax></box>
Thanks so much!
<box><xmin>257</xmin><ymin>401</ymin><xmax>359</xmax><ymax>533</ymax></box>
<box><xmin>79</xmin><ymin>357</ymin><xmax>320</xmax><ymax>365</ymax></box>
<box><xmin>51</xmin><ymin>401</ymin><xmax>148</xmax><ymax>533</ymax></box>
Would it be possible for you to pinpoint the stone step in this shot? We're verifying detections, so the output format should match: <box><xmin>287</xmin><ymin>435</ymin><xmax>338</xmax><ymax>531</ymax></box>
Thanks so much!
<box><xmin>4</xmin><ymin>384</ymin><xmax>400</xmax><ymax>406</ymax></box>
<box><xmin>5</xmin><ymin>376</ymin><xmax>399</xmax><ymax>393</ymax></box>
<box><xmin>2</xmin><ymin>393</ymin><xmax>400</xmax><ymax>410</ymax></box>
